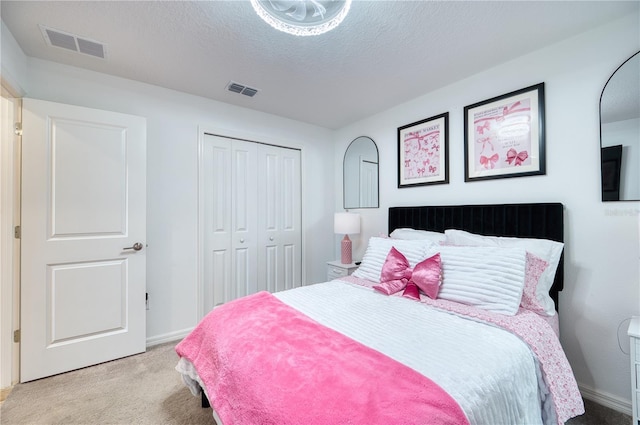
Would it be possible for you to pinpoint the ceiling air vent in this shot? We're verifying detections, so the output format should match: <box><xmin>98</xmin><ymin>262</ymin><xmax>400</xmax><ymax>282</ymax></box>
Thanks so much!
<box><xmin>241</xmin><ymin>87</ymin><xmax>258</xmax><ymax>97</ymax></box>
<box><xmin>39</xmin><ymin>25</ymin><xmax>107</xmax><ymax>59</ymax></box>
<box><xmin>226</xmin><ymin>81</ymin><xmax>259</xmax><ymax>98</ymax></box>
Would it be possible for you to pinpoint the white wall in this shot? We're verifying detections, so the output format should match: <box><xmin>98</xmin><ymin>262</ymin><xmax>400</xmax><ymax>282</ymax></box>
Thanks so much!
<box><xmin>5</xmin><ymin>52</ymin><xmax>335</xmax><ymax>344</ymax></box>
<box><xmin>334</xmin><ymin>15</ymin><xmax>640</xmax><ymax>412</ymax></box>
<box><xmin>0</xmin><ymin>21</ymin><xmax>27</xmax><ymax>96</ymax></box>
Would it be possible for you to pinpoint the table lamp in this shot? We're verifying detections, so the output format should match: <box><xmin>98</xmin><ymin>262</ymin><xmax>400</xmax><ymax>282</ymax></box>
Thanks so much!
<box><xmin>334</xmin><ymin>212</ymin><xmax>360</xmax><ymax>264</ymax></box>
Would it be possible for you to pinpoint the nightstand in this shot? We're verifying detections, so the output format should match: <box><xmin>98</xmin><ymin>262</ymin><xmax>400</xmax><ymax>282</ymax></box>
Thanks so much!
<box><xmin>630</xmin><ymin>316</ymin><xmax>640</xmax><ymax>425</ymax></box>
<box><xmin>327</xmin><ymin>260</ymin><xmax>358</xmax><ymax>281</ymax></box>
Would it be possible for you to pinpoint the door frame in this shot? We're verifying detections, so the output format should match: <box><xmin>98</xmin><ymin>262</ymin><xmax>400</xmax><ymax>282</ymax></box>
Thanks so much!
<box><xmin>1</xmin><ymin>88</ymin><xmax>22</xmax><ymax>389</ymax></box>
<box><xmin>196</xmin><ymin>126</ymin><xmax>306</xmax><ymax>320</ymax></box>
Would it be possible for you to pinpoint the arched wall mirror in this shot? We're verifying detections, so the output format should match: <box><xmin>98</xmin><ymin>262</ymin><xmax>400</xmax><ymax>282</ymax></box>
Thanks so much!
<box><xmin>600</xmin><ymin>50</ymin><xmax>640</xmax><ymax>201</ymax></box>
<box><xmin>344</xmin><ymin>136</ymin><xmax>379</xmax><ymax>209</ymax></box>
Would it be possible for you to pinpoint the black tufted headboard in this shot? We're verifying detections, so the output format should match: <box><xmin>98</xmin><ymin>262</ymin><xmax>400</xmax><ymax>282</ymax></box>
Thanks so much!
<box><xmin>388</xmin><ymin>203</ymin><xmax>564</xmax><ymax>310</ymax></box>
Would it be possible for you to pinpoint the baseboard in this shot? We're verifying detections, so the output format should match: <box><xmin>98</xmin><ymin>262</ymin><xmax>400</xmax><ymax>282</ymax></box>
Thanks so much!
<box><xmin>579</xmin><ymin>383</ymin><xmax>633</xmax><ymax>416</ymax></box>
<box><xmin>0</xmin><ymin>386</ymin><xmax>12</xmax><ymax>403</ymax></box>
<box><xmin>146</xmin><ymin>328</ymin><xmax>193</xmax><ymax>348</ymax></box>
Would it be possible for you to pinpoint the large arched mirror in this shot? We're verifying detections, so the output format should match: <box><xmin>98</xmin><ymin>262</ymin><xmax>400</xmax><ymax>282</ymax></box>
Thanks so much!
<box><xmin>344</xmin><ymin>136</ymin><xmax>379</xmax><ymax>209</ymax></box>
<box><xmin>600</xmin><ymin>51</ymin><xmax>640</xmax><ymax>201</ymax></box>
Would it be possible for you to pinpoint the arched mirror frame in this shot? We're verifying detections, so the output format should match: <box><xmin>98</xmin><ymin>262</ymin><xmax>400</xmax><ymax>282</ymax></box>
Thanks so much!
<box><xmin>343</xmin><ymin>136</ymin><xmax>379</xmax><ymax>209</ymax></box>
<box><xmin>599</xmin><ymin>50</ymin><xmax>640</xmax><ymax>202</ymax></box>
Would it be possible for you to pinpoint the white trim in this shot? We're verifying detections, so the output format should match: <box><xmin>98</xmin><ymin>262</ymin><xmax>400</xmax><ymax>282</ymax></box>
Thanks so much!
<box><xmin>0</xmin><ymin>96</ymin><xmax>14</xmax><ymax>389</ymax></box>
<box><xmin>579</xmin><ymin>382</ymin><xmax>633</xmax><ymax>416</ymax></box>
<box><xmin>196</xmin><ymin>127</ymin><xmax>205</xmax><ymax>321</ymax></box>
<box><xmin>299</xmin><ymin>146</ymin><xmax>307</xmax><ymax>286</ymax></box>
<box><xmin>199</xmin><ymin>125</ymin><xmax>305</xmax><ymax>152</ymax></box>
<box><xmin>0</xmin><ymin>95</ymin><xmax>20</xmax><ymax>389</ymax></box>
<box><xmin>145</xmin><ymin>328</ymin><xmax>193</xmax><ymax>348</ymax></box>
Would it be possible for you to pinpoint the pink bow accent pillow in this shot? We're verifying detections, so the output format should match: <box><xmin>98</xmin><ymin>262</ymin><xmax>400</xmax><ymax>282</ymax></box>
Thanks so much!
<box><xmin>373</xmin><ymin>247</ymin><xmax>442</xmax><ymax>300</ymax></box>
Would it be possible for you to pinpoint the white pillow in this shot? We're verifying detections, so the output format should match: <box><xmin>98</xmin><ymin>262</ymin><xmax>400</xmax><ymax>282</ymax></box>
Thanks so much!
<box><xmin>390</xmin><ymin>228</ymin><xmax>446</xmax><ymax>243</ymax></box>
<box><xmin>352</xmin><ymin>237</ymin><xmax>433</xmax><ymax>282</ymax></box>
<box><xmin>444</xmin><ymin>229</ymin><xmax>563</xmax><ymax>316</ymax></box>
<box><xmin>433</xmin><ymin>245</ymin><xmax>527</xmax><ymax>316</ymax></box>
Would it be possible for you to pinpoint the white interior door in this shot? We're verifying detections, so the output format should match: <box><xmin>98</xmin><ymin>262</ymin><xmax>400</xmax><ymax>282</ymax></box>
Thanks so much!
<box><xmin>20</xmin><ymin>98</ymin><xmax>146</xmax><ymax>382</ymax></box>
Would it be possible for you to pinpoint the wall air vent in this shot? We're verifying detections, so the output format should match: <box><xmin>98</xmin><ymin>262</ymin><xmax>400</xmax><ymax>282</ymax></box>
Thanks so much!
<box><xmin>39</xmin><ymin>25</ymin><xmax>107</xmax><ymax>59</ymax></box>
<box><xmin>226</xmin><ymin>81</ymin><xmax>259</xmax><ymax>98</ymax></box>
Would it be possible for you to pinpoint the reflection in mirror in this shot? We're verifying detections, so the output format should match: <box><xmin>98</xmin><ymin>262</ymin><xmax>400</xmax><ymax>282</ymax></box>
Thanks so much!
<box><xmin>600</xmin><ymin>51</ymin><xmax>640</xmax><ymax>201</ymax></box>
<box><xmin>344</xmin><ymin>136</ymin><xmax>379</xmax><ymax>209</ymax></box>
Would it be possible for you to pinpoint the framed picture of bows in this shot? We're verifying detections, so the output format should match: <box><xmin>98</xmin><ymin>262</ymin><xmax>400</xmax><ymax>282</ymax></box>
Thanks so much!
<box><xmin>397</xmin><ymin>112</ymin><xmax>449</xmax><ymax>188</ymax></box>
<box><xmin>463</xmin><ymin>83</ymin><xmax>545</xmax><ymax>182</ymax></box>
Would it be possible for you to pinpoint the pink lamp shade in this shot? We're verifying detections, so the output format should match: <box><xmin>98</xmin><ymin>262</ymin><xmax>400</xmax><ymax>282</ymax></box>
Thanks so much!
<box><xmin>334</xmin><ymin>212</ymin><xmax>360</xmax><ymax>264</ymax></box>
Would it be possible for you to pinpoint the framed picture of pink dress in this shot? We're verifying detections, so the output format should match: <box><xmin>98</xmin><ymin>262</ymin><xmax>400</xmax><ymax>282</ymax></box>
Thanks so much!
<box><xmin>398</xmin><ymin>112</ymin><xmax>449</xmax><ymax>188</ymax></box>
<box><xmin>464</xmin><ymin>83</ymin><xmax>545</xmax><ymax>182</ymax></box>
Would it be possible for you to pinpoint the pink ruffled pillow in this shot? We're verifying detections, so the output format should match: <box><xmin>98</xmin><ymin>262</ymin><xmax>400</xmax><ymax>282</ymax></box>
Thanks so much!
<box><xmin>373</xmin><ymin>247</ymin><xmax>442</xmax><ymax>300</ymax></box>
<box><xmin>521</xmin><ymin>251</ymin><xmax>550</xmax><ymax>315</ymax></box>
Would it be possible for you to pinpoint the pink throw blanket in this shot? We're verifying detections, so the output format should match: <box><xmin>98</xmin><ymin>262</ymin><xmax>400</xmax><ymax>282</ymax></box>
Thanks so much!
<box><xmin>176</xmin><ymin>291</ymin><xmax>470</xmax><ymax>425</ymax></box>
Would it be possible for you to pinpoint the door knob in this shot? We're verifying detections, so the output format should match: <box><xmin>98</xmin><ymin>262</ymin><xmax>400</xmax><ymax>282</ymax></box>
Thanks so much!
<box><xmin>240</xmin><ymin>239</ymin><xmax>245</xmax><ymax>243</ymax></box>
<box><xmin>123</xmin><ymin>242</ymin><xmax>143</xmax><ymax>251</ymax></box>
<box><xmin>269</xmin><ymin>237</ymin><xmax>274</xmax><ymax>241</ymax></box>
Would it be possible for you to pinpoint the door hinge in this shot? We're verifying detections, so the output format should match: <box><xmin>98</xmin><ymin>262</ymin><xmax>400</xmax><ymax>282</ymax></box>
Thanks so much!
<box><xmin>14</xmin><ymin>122</ymin><xmax>22</xmax><ymax>136</ymax></box>
<box><xmin>13</xmin><ymin>329</ymin><xmax>20</xmax><ymax>343</ymax></box>
<box><xmin>14</xmin><ymin>225</ymin><xmax>20</xmax><ymax>239</ymax></box>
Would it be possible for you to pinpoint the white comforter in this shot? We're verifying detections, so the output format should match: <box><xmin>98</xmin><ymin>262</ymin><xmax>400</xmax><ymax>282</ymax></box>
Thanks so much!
<box><xmin>274</xmin><ymin>280</ymin><xmax>546</xmax><ymax>425</ymax></box>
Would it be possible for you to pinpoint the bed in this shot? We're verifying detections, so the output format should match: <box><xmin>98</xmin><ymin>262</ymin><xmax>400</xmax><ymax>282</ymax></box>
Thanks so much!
<box><xmin>176</xmin><ymin>203</ymin><xmax>584</xmax><ymax>425</ymax></box>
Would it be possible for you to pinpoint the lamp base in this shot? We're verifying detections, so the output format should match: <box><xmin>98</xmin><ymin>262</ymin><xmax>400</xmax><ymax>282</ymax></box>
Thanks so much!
<box><xmin>341</xmin><ymin>235</ymin><xmax>352</xmax><ymax>264</ymax></box>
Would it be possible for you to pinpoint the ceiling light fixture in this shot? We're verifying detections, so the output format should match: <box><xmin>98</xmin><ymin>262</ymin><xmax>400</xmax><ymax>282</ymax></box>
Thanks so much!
<box><xmin>250</xmin><ymin>0</ymin><xmax>352</xmax><ymax>36</ymax></box>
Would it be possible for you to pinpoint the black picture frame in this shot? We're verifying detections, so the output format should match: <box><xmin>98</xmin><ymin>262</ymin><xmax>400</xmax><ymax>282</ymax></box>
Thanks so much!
<box><xmin>397</xmin><ymin>112</ymin><xmax>449</xmax><ymax>188</ymax></box>
<box><xmin>464</xmin><ymin>83</ymin><xmax>545</xmax><ymax>182</ymax></box>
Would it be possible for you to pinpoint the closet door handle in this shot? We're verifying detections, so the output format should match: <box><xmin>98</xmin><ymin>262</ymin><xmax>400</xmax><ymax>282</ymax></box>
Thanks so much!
<box><xmin>269</xmin><ymin>237</ymin><xmax>274</xmax><ymax>241</ymax></box>
<box><xmin>239</xmin><ymin>239</ymin><xmax>245</xmax><ymax>243</ymax></box>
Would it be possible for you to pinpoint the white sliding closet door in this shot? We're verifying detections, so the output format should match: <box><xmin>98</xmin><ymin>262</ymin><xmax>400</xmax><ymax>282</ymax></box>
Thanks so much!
<box><xmin>201</xmin><ymin>134</ymin><xmax>301</xmax><ymax>315</ymax></box>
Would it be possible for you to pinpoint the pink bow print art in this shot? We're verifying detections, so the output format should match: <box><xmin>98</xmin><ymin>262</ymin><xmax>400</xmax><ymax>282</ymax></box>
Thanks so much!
<box><xmin>373</xmin><ymin>247</ymin><xmax>442</xmax><ymax>300</ymax></box>
<box><xmin>476</xmin><ymin>121</ymin><xmax>490</xmax><ymax>135</ymax></box>
<box><xmin>479</xmin><ymin>153</ymin><xmax>499</xmax><ymax>169</ymax></box>
<box><xmin>505</xmin><ymin>148</ymin><xmax>528</xmax><ymax>166</ymax></box>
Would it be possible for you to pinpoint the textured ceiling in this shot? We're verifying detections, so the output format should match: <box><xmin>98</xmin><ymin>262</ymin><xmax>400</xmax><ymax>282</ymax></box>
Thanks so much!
<box><xmin>1</xmin><ymin>1</ymin><xmax>638</xmax><ymax>129</ymax></box>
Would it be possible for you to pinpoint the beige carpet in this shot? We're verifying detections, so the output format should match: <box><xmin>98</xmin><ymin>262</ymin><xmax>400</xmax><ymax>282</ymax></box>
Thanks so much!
<box><xmin>0</xmin><ymin>342</ymin><xmax>214</xmax><ymax>425</ymax></box>
<box><xmin>0</xmin><ymin>341</ymin><xmax>631</xmax><ymax>425</ymax></box>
